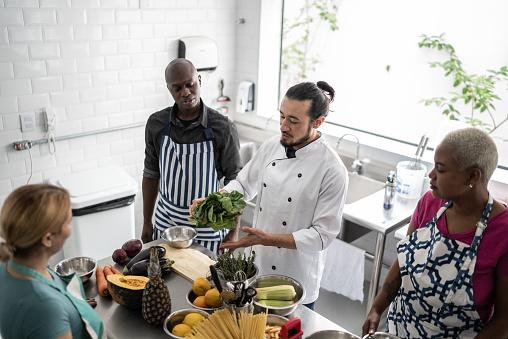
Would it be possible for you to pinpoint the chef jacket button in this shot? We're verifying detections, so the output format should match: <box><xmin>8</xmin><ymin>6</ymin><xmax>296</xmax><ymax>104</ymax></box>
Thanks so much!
<box><xmin>277</xmin><ymin>246</ymin><xmax>281</xmax><ymax>249</ymax></box>
<box><xmin>271</xmin><ymin>265</ymin><xmax>276</xmax><ymax>270</ymax></box>
<box><xmin>259</xmin><ymin>207</ymin><xmax>262</xmax><ymax>212</ymax></box>
<box><xmin>263</xmin><ymin>183</ymin><xmax>267</xmax><ymax>187</ymax></box>
<box><xmin>282</xmin><ymin>221</ymin><xmax>287</xmax><ymax>226</ymax></box>
<box><xmin>298</xmin><ymin>173</ymin><xmax>302</xmax><ymax>178</ymax></box>
<box><xmin>272</xmin><ymin>162</ymin><xmax>276</xmax><ymax>166</ymax></box>
<box><xmin>288</xmin><ymin>197</ymin><xmax>292</xmax><ymax>202</ymax></box>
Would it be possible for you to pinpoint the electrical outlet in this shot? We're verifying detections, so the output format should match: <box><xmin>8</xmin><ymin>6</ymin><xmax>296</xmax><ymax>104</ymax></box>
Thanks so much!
<box><xmin>43</xmin><ymin>107</ymin><xmax>56</xmax><ymax>132</ymax></box>
<box><xmin>19</xmin><ymin>112</ymin><xmax>36</xmax><ymax>132</ymax></box>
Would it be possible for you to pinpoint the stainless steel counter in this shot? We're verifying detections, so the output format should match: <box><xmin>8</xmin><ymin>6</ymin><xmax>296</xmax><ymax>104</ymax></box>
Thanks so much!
<box><xmin>87</xmin><ymin>240</ymin><xmax>351</xmax><ymax>338</ymax></box>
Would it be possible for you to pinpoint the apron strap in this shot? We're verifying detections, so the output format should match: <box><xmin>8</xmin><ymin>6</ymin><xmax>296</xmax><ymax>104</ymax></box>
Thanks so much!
<box><xmin>440</xmin><ymin>194</ymin><xmax>493</xmax><ymax>306</ymax></box>
<box><xmin>203</xmin><ymin>127</ymin><xmax>214</xmax><ymax>141</ymax></box>
<box><xmin>163</xmin><ymin>109</ymin><xmax>214</xmax><ymax>141</ymax></box>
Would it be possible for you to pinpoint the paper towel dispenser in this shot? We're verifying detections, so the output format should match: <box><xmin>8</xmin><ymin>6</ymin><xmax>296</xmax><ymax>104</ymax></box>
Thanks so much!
<box><xmin>178</xmin><ymin>36</ymin><xmax>218</xmax><ymax>71</ymax></box>
<box><xmin>237</xmin><ymin>81</ymin><xmax>255</xmax><ymax>113</ymax></box>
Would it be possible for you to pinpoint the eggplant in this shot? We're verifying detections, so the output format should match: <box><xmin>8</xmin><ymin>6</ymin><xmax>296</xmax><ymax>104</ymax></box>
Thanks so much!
<box><xmin>124</xmin><ymin>245</ymin><xmax>166</xmax><ymax>271</ymax></box>
<box><xmin>125</xmin><ymin>258</ymin><xmax>173</xmax><ymax>276</ymax></box>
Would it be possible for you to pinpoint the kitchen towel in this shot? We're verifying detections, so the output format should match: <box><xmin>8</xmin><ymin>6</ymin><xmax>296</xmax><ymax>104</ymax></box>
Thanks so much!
<box><xmin>320</xmin><ymin>238</ymin><xmax>365</xmax><ymax>302</ymax></box>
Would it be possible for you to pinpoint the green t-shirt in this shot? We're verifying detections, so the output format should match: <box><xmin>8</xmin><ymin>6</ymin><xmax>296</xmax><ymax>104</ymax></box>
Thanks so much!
<box><xmin>0</xmin><ymin>263</ymin><xmax>85</xmax><ymax>339</ymax></box>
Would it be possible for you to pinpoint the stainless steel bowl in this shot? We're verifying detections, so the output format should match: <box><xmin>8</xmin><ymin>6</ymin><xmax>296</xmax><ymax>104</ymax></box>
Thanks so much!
<box><xmin>252</xmin><ymin>274</ymin><xmax>306</xmax><ymax>317</ymax></box>
<box><xmin>161</xmin><ymin>226</ymin><xmax>197</xmax><ymax>249</ymax></box>
<box><xmin>306</xmin><ymin>330</ymin><xmax>360</xmax><ymax>339</ymax></box>
<box><xmin>362</xmin><ymin>332</ymin><xmax>401</xmax><ymax>339</ymax></box>
<box><xmin>163</xmin><ymin>308</ymin><xmax>209</xmax><ymax>338</ymax></box>
<box><xmin>186</xmin><ymin>289</ymin><xmax>219</xmax><ymax>313</ymax></box>
<box><xmin>215</xmin><ymin>263</ymin><xmax>259</xmax><ymax>288</ymax></box>
<box><xmin>54</xmin><ymin>256</ymin><xmax>96</xmax><ymax>283</ymax></box>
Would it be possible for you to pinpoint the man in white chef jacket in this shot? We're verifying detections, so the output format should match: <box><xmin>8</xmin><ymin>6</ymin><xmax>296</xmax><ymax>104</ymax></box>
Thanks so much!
<box><xmin>219</xmin><ymin>81</ymin><xmax>349</xmax><ymax>309</ymax></box>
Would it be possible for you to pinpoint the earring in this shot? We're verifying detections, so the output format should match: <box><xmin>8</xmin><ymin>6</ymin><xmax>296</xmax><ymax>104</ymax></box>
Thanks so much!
<box><xmin>468</xmin><ymin>183</ymin><xmax>473</xmax><ymax>189</ymax></box>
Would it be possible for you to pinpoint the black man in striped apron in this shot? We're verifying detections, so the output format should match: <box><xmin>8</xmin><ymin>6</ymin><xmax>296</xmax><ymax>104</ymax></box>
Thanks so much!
<box><xmin>142</xmin><ymin>59</ymin><xmax>242</xmax><ymax>254</ymax></box>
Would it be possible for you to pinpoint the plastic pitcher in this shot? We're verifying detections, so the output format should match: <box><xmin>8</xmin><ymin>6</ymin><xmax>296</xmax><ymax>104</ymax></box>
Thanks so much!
<box><xmin>395</xmin><ymin>161</ymin><xmax>427</xmax><ymax>199</ymax></box>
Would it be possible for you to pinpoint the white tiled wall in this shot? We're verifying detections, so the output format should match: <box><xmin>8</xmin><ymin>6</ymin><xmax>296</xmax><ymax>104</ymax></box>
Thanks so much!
<box><xmin>0</xmin><ymin>0</ymin><xmax>238</xmax><ymax>234</ymax></box>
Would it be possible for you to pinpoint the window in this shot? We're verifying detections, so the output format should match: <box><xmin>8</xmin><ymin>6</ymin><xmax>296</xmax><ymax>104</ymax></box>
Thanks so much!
<box><xmin>279</xmin><ymin>0</ymin><xmax>508</xmax><ymax>168</ymax></box>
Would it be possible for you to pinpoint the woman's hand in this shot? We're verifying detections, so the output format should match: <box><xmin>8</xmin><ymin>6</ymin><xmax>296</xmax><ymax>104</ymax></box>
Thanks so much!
<box><xmin>362</xmin><ymin>308</ymin><xmax>382</xmax><ymax>336</ymax></box>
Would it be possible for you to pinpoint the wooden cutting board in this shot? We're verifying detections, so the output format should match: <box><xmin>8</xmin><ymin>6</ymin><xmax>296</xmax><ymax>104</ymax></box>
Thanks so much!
<box><xmin>160</xmin><ymin>244</ymin><xmax>216</xmax><ymax>282</ymax></box>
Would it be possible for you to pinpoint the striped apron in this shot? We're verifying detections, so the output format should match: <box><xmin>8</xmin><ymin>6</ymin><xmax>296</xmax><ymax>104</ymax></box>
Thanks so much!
<box><xmin>153</xmin><ymin>118</ymin><xmax>227</xmax><ymax>254</ymax></box>
<box><xmin>387</xmin><ymin>194</ymin><xmax>493</xmax><ymax>338</ymax></box>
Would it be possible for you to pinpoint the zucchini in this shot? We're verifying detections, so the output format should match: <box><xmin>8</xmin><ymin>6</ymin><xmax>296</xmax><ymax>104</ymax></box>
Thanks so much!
<box><xmin>257</xmin><ymin>299</ymin><xmax>294</xmax><ymax>307</ymax></box>
<box><xmin>255</xmin><ymin>285</ymin><xmax>296</xmax><ymax>300</ymax></box>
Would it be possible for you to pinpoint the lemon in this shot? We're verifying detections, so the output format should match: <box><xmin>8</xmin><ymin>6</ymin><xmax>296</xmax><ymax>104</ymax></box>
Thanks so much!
<box><xmin>172</xmin><ymin>323</ymin><xmax>192</xmax><ymax>337</ymax></box>
<box><xmin>192</xmin><ymin>277</ymin><xmax>211</xmax><ymax>296</ymax></box>
<box><xmin>204</xmin><ymin>288</ymin><xmax>222</xmax><ymax>308</ymax></box>
<box><xmin>183</xmin><ymin>312</ymin><xmax>205</xmax><ymax>327</ymax></box>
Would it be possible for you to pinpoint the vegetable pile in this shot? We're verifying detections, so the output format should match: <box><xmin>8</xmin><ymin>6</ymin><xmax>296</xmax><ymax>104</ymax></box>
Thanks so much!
<box><xmin>189</xmin><ymin>191</ymin><xmax>246</xmax><ymax>231</ymax></box>
<box><xmin>122</xmin><ymin>246</ymin><xmax>174</xmax><ymax>277</ymax></box>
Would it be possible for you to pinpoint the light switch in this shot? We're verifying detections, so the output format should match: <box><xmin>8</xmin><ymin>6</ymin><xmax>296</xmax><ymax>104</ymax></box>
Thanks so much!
<box><xmin>19</xmin><ymin>112</ymin><xmax>36</xmax><ymax>132</ymax></box>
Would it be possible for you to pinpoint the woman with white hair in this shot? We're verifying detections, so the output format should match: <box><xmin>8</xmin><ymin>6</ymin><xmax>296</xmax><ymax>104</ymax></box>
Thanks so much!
<box><xmin>363</xmin><ymin>128</ymin><xmax>508</xmax><ymax>338</ymax></box>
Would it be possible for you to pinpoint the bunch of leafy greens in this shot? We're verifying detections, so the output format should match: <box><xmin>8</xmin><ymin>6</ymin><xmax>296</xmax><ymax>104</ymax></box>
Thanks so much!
<box><xmin>189</xmin><ymin>191</ymin><xmax>246</xmax><ymax>231</ymax></box>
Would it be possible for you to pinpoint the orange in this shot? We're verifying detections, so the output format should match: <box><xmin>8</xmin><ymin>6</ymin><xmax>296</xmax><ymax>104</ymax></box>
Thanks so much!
<box><xmin>204</xmin><ymin>288</ymin><xmax>222</xmax><ymax>308</ymax></box>
<box><xmin>193</xmin><ymin>295</ymin><xmax>208</xmax><ymax>308</ymax></box>
<box><xmin>192</xmin><ymin>277</ymin><xmax>211</xmax><ymax>296</ymax></box>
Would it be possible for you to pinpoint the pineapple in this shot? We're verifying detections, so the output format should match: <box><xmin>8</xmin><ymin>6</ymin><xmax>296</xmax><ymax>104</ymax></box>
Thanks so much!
<box><xmin>142</xmin><ymin>247</ymin><xmax>172</xmax><ymax>325</ymax></box>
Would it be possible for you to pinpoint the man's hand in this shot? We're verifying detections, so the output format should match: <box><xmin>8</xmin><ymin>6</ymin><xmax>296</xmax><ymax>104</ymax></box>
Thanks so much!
<box><xmin>189</xmin><ymin>197</ymin><xmax>205</xmax><ymax>216</ymax></box>
<box><xmin>220</xmin><ymin>226</ymin><xmax>267</xmax><ymax>250</ymax></box>
<box><xmin>141</xmin><ymin>221</ymin><xmax>153</xmax><ymax>243</ymax></box>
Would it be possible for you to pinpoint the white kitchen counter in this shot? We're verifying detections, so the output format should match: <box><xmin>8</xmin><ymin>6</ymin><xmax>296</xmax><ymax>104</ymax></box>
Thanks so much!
<box><xmin>343</xmin><ymin>191</ymin><xmax>418</xmax><ymax>235</ymax></box>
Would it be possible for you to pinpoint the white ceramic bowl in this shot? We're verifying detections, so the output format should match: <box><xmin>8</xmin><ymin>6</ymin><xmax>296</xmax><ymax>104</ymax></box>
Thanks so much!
<box><xmin>163</xmin><ymin>308</ymin><xmax>209</xmax><ymax>338</ymax></box>
<box><xmin>54</xmin><ymin>256</ymin><xmax>96</xmax><ymax>283</ymax></box>
<box><xmin>161</xmin><ymin>226</ymin><xmax>197</xmax><ymax>249</ymax></box>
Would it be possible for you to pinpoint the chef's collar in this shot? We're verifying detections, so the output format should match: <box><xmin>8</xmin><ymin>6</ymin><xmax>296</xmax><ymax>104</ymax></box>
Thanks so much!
<box><xmin>170</xmin><ymin>98</ymin><xmax>208</xmax><ymax>128</ymax></box>
<box><xmin>285</xmin><ymin>146</ymin><xmax>296</xmax><ymax>159</ymax></box>
<box><xmin>283</xmin><ymin>132</ymin><xmax>323</xmax><ymax>158</ymax></box>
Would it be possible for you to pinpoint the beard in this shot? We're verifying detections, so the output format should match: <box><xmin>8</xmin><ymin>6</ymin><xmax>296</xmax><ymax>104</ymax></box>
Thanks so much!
<box><xmin>280</xmin><ymin>125</ymin><xmax>313</xmax><ymax>148</ymax></box>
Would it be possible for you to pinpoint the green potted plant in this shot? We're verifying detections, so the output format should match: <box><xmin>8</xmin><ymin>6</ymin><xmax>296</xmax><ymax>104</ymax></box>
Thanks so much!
<box><xmin>418</xmin><ymin>34</ymin><xmax>508</xmax><ymax>138</ymax></box>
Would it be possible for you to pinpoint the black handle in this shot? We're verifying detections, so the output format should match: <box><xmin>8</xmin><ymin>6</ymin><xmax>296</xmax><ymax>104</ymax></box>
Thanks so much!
<box><xmin>209</xmin><ymin>265</ymin><xmax>223</xmax><ymax>293</ymax></box>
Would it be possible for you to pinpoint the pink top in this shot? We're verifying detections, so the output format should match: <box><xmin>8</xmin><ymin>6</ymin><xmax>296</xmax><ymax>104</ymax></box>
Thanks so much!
<box><xmin>410</xmin><ymin>191</ymin><xmax>508</xmax><ymax>324</ymax></box>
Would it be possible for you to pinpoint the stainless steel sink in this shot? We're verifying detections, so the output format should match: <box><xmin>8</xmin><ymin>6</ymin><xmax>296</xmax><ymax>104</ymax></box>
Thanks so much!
<box><xmin>345</xmin><ymin>173</ymin><xmax>384</xmax><ymax>204</ymax></box>
<box><xmin>341</xmin><ymin>173</ymin><xmax>384</xmax><ymax>242</ymax></box>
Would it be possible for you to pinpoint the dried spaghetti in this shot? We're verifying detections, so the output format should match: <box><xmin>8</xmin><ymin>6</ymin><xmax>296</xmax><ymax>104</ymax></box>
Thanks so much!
<box><xmin>185</xmin><ymin>309</ymin><xmax>267</xmax><ymax>339</ymax></box>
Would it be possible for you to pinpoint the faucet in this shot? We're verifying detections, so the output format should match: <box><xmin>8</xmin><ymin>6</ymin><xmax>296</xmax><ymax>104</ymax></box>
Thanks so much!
<box><xmin>336</xmin><ymin>134</ymin><xmax>366</xmax><ymax>175</ymax></box>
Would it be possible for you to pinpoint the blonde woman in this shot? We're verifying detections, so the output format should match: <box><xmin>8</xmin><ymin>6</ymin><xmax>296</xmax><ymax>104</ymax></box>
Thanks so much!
<box><xmin>0</xmin><ymin>184</ymin><xmax>104</xmax><ymax>339</ymax></box>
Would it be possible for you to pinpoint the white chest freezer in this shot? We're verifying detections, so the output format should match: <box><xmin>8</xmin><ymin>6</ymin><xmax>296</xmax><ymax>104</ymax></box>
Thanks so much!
<box><xmin>54</xmin><ymin>167</ymin><xmax>138</xmax><ymax>260</ymax></box>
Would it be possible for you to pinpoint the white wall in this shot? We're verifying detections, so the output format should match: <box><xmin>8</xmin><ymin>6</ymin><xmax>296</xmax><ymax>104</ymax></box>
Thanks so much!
<box><xmin>0</xmin><ymin>0</ymin><xmax>238</xmax><ymax>235</ymax></box>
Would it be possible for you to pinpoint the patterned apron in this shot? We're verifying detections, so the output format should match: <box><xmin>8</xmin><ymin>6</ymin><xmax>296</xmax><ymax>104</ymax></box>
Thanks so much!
<box><xmin>153</xmin><ymin>116</ymin><xmax>226</xmax><ymax>254</ymax></box>
<box><xmin>387</xmin><ymin>194</ymin><xmax>493</xmax><ymax>338</ymax></box>
<box><xmin>8</xmin><ymin>260</ymin><xmax>104</xmax><ymax>339</ymax></box>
